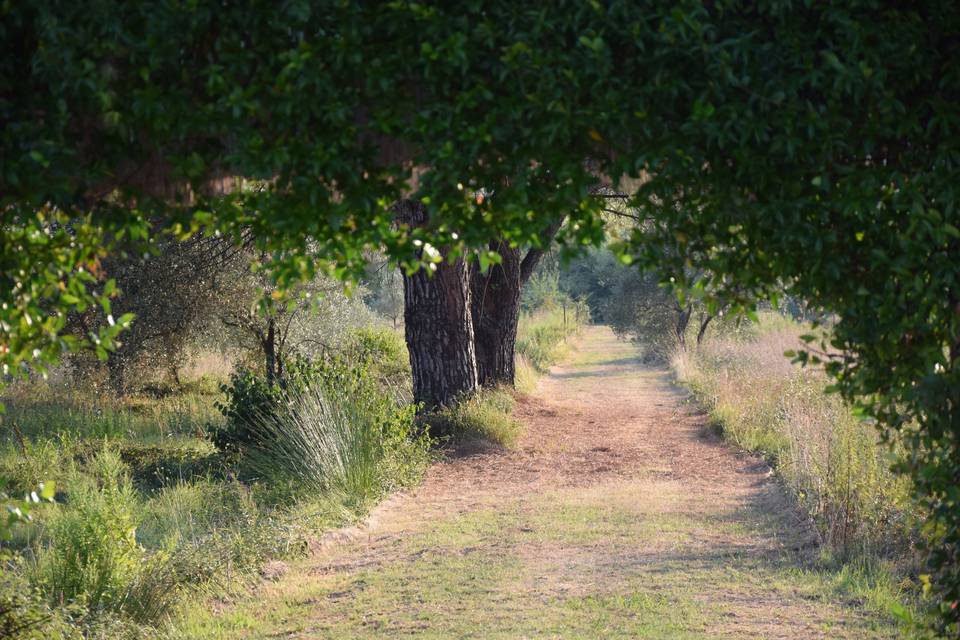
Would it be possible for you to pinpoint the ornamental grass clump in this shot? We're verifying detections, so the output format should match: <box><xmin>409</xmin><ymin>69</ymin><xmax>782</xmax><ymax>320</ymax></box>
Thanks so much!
<box><xmin>234</xmin><ymin>360</ymin><xmax>427</xmax><ymax>513</ymax></box>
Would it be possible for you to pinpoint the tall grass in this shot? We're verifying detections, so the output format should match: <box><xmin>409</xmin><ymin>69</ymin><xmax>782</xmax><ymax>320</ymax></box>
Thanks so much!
<box><xmin>241</xmin><ymin>382</ymin><xmax>428</xmax><ymax>513</ymax></box>
<box><xmin>673</xmin><ymin>314</ymin><xmax>917</xmax><ymax>562</ymax></box>
<box><xmin>2</xmin><ymin>379</ymin><xmax>221</xmax><ymax>443</ymax></box>
<box><xmin>516</xmin><ymin>303</ymin><xmax>587</xmax><ymax>373</ymax></box>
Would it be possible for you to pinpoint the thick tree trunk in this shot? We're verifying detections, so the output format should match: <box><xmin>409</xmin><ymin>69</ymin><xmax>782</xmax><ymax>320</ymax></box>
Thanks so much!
<box><xmin>397</xmin><ymin>201</ymin><xmax>479</xmax><ymax>409</ymax></box>
<box><xmin>471</xmin><ymin>221</ymin><xmax>562</xmax><ymax>387</ymax></box>
<box><xmin>471</xmin><ymin>245</ymin><xmax>522</xmax><ymax>387</ymax></box>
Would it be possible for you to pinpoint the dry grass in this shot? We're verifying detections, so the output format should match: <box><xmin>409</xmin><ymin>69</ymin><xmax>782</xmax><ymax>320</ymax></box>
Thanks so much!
<box><xmin>673</xmin><ymin>314</ymin><xmax>917</xmax><ymax>563</ymax></box>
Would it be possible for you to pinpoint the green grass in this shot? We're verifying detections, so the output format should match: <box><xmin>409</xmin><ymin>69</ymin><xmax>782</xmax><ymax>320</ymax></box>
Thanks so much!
<box><xmin>2</xmin><ymin>379</ymin><xmax>222</xmax><ymax>443</ymax></box>
<box><xmin>0</xmin><ymin>331</ymin><xmax>430</xmax><ymax>639</ymax></box>
<box><xmin>428</xmin><ymin>387</ymin><xmax>521</xmax><ymax>447</ymax></box>
<box><xmin>516</xmin><ymin>307</ymin><xmax>584</xmax><ymax>372</ymax></box>
<box><xmin>174</xmin><ymin>482</ymin><xmax>912</xmax><ymax>639</ymax></box>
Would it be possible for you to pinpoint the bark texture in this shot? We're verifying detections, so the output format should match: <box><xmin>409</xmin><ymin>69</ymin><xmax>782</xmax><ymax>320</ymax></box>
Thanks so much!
<box><xmin>471</xmin><ymin>244</ymin><xmax>522</xmax><ymax>387</ymax></box>
<box><xmin>471</xmin><ymin>221</ymin><xmax>562</xmax><ymax>387</ymax></box>
<box><xmin>397</xmin><ymin>200</ymin><xmax>479</xmax><ymax>409</ymax></box>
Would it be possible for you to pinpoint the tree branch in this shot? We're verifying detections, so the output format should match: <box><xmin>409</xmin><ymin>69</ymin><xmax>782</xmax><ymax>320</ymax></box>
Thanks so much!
<box><xmin>519</xmin><ymin>218</ymin><xmax>564</xmax><ymax>285</ymax></box>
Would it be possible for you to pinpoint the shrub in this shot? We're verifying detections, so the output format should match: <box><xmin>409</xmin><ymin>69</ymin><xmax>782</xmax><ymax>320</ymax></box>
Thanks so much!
<box><xmin>215</xmin><ymin>349</ymin><xmax>429</xmax><ymax>510</ymax></box>
<box><xmin>240</xmin><ymin>376</ymin><xmax>427</xmax><ymax>512</ymax></box>
<box><xmin>31</xmin><ymin>450</ymin><xmax>145</xmax><ymax>614</ymax></box>
<box><xmin>211</xmin><ymin>357</ymin><xmax>318</xmax><ymax>453</ymax></box>
<box><xmin>213</xmin><ymin>339</ymin><xmax>410</xmax><ymax>453</ymax></box>
<box><xmin>24</xmin><ymin>449</ymin><xmax>206</xmax><ymax>628</ymax></box>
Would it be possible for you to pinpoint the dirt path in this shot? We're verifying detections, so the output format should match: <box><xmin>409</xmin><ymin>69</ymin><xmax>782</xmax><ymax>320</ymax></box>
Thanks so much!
<box><xmin>191</xmin><ymin>327</ymin><xmax>900</xmax><ymax>639</ymax></box>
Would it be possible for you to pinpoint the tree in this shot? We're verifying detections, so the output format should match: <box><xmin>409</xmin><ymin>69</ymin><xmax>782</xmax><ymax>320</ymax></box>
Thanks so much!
<box><xmin>96</xmin><ymin>233</ymin><xmax>226</xmax><ymax>393</ymax></box>
<box><xmin>366</xmin><ymin>264</ymin><xmax>404</xmax><ymax>330</ymax></box>
<box><xmin>213</xmin><ymin>242</ymin><xmax>376</xmax><ymax>386</ymax></box>
<box><xmin>471</xmin><ymin>221</ymin><xmax>561</xmax><ymax>387</ymax></box>
<box><xmin>395</xmin><ymin>201</ymin><xmax>478</xmax><ymax>410</ymax></box>
<box><xmin>604</xmin><ymin>268</ymin><xmax>716</xmax><ymax>358</ymax></box>
<box><xmin>3</xmin><ymin>3</ymin><xmax>959</xmax><ymax>630</ymax></box>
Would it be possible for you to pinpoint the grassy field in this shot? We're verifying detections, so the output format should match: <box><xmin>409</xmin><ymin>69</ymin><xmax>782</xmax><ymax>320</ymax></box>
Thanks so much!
<box><xmin>0</xmin><ymin>312</ymin><xmax>584</xmax><ymax>639</ymax></box>
<box><xmin>0</xmin><ymin>328</ymin><xmax>430</xmax><ymax>639</ymax></box>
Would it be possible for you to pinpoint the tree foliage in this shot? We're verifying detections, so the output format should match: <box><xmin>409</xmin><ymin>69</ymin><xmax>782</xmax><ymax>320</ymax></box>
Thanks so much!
<box><xmin>3</xmin><ymin>1</ymin><xmax>959</xmax><ymax>631</ymax></box>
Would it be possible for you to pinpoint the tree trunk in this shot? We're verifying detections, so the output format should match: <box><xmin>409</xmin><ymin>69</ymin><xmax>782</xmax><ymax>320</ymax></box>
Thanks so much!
<box><xmin>696</xmin><ymin>313</ymin><xmax>714</xmax><ymax>347</ymax></box>
<box><xmin>264</xmin><ymin>317</ymin><xmax>277</xmax><ymax>386</ymax></box>
<box><xmin>107</xmin><ymin>351</ymin><xmax>128</xmax><ymax>396</ymax></box>
<box><xmin>471</xmin><ymin>222</ymin><xmax>562</xmax><ymax>387</ymax></box>
<box><xmin>675</xmin><ymin>304</ymin><xmax>692</xmax><ymax>351</ymax></box>
<box><xmin>397</xmin><ymin>201</ymin><xmax>479</xmax><ymax>410</ymax></box>
<box><xmin>471</xmin><ymin>245</ymin><xmax>522</xmax><ymax>387</ymax></box>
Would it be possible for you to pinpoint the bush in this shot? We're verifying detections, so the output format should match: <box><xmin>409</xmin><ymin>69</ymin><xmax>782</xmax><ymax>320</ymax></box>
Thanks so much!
<box><xmin>215</xmin><ymin>350</ymin><xmax>428</xmax><ymax>511</ymax></box>
<box><xmin>213</xmin><ymin>334</ymin><xmax>410</xmax><ymax>454</ymax></box>
<box><xmin>24</xmin><ymin>450</ymin><xmax>251</xmax><ymax>630</ymax></box>
<box><xmin>211</xmin><ymin>357</ymin><xmax>319</xmax><ymax>453</ymax></box>
<box><xmin>0</xmin><ymin>331</ymin><xmax>423</xmax><ymax>636</ymax></box>
<box><xmin>30</xmin><ymin>450</ymin><xmax>145</xmax><ymax>615</ymax></box>
<box><xmin>241</xmin><ymin>377</ymin><xmax>428</xmax><ymax>512</ymax></box>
